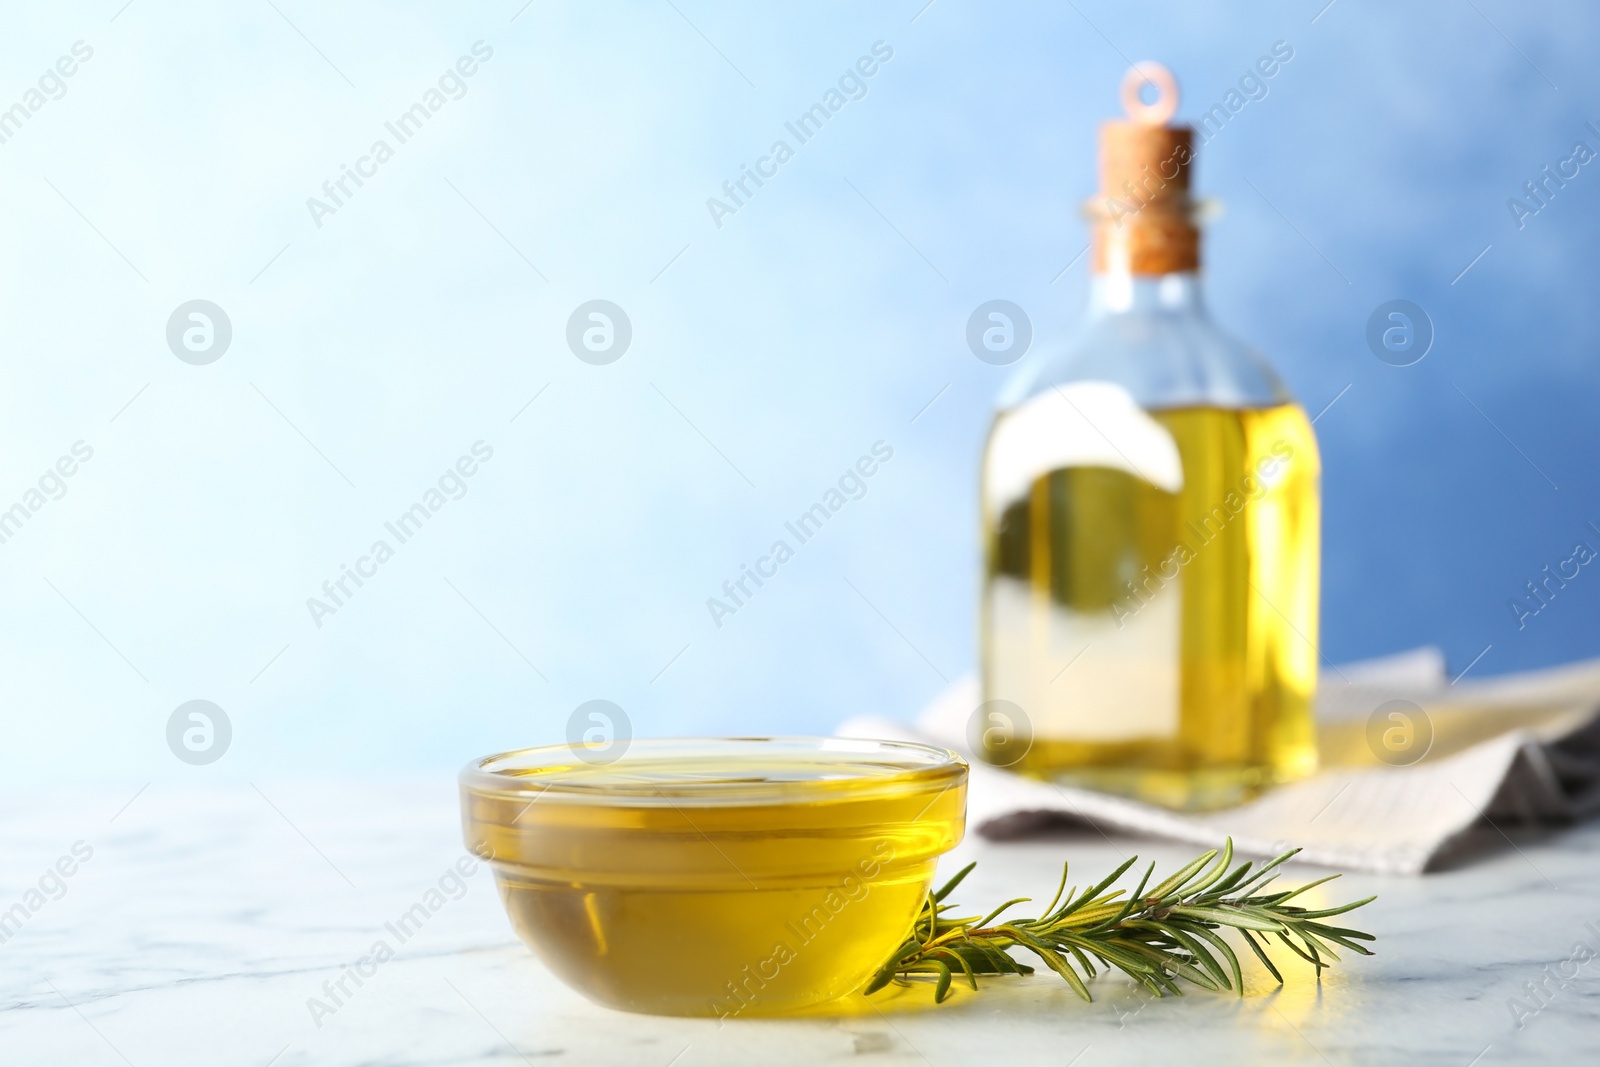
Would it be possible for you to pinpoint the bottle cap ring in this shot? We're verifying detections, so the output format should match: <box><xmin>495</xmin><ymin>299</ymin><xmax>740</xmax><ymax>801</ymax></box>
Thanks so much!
<box><xmin>1121</xmin><ymin>61</ymin><xmax>1179</xmax><ymax>125</ymax></box>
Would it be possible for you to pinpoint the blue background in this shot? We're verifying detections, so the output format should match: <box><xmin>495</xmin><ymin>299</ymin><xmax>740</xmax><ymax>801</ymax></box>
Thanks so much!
<box><xmin>1</xmin><ymin>0</ymin><xmax>1596</xmax><ymax>781</ymax></box>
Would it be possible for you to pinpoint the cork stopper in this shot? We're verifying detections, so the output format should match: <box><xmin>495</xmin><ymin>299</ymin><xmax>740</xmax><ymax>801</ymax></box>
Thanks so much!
<box><xmin>1090</xmin><ymin>62</ymin><xmax>1199</xmax><ymax>275</ymax></box>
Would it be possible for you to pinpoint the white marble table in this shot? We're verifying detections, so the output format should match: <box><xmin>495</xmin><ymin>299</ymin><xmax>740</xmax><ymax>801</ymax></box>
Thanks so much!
<box><xmin>4</xmin><ymin>780</ymin><xmax>1597</xmax><ymax>1066</ymax></box>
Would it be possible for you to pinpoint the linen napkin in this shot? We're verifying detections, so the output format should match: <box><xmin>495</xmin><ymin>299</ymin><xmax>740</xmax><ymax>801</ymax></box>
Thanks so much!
<box><xmin>837</xmin><ymin>649</ymin><xmax>1600</xmax><ymax>874</ymax></box>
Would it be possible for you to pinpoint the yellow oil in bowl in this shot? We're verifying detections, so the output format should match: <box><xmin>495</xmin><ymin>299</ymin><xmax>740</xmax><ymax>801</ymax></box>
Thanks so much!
<box><xmin>460</xmin><ymin>737</ymin><xmax>967</xmax><ymax>1018</ymax></box>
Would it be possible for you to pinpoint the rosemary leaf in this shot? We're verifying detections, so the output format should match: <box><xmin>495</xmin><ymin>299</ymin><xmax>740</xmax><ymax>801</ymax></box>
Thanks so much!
<box><xmin>866</xmin><ymin>838</ymin><xmax>1376</xmax><ymax>1004</ymax></box>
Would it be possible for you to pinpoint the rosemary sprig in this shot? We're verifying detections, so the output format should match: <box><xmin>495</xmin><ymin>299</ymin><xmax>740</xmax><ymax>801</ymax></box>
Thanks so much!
<box><xmin>865</xmin><ymin>839</ymin><xmax>1375</xmax><ymax>1003</ymax></box>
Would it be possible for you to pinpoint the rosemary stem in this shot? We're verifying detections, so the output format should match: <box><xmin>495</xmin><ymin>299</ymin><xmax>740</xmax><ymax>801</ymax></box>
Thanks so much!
<box><xmin>867</xmin><ymin>838</ymin><xmax>1376</xmax><ymax>1005</ymax></box>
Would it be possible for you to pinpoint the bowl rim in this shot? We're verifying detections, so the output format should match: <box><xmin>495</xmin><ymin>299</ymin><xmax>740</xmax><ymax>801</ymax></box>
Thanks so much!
<box><xmin>459</xmin><ymin>735</ymin><xmax>967</xmax><ymax>807</ymax></box>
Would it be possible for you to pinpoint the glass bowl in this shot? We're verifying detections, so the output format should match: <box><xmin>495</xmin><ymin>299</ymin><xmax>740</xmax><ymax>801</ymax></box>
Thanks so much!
<box><xmin>459</xmin><ymin>737</ymin><xmax>967</xmax><ymax>1017</ymax></box>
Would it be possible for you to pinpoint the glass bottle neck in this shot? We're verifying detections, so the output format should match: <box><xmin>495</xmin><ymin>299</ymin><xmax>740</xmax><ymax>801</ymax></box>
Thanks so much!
<box><xmin>1087</xmin><ymin>271</ymin><xmax>1207</xmax><ymax>319</ymax></box>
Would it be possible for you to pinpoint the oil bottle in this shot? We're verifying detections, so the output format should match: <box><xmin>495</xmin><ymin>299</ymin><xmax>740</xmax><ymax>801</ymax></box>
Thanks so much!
<box><xmin>979</xmin><ymin>63</ymin><xmax>1320</xmax><ymax>810</ymax></box>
